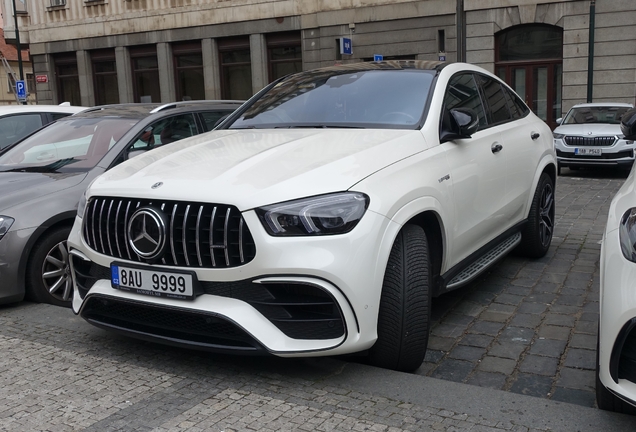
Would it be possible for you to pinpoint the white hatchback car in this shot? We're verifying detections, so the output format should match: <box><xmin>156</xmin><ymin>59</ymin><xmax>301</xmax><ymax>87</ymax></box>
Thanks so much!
<box><xmin>598</xmin><ymin>108</ymin><xmax>636</xmax><ymax>414</ymax></box>
<box><xmin>67</xmin><ymin>61</ymin><xmax>556</xmax><ymax>371</ymax></box>
<box><xmin>553</xmin><ymin>103</ymin><xmax>634</xmax><ymax>173</ymax></box>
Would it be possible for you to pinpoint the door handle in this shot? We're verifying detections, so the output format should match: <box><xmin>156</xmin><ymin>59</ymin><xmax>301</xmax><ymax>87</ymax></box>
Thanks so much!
<box><xmin>491</xmin><ymin>143</ymin><xmax>503</xmax><ymax>153</ymax></box>
<box><xmin>531</xmin><ymin>132</ymin><xmax>540</xmax><ymax>140</ymax></box>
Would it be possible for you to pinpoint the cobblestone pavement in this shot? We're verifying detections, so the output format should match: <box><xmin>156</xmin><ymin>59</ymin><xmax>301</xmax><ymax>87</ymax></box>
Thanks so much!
<box><xmin>0</xmin><ymin>168</ymin><xmax>634</xmax><ymax>432</ymax></box>
<box><xmin>419</xmin><ymin>168</ymin><xmax>627</xmax><ymax>408</ymax></box>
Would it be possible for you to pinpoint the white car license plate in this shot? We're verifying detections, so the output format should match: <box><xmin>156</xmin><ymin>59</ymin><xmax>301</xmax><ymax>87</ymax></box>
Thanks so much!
<box><xmin>111</xmin><ymin>263</ymin><xmax>195</xmax><ymax>300</ymax></box>
<box><xmin>574</xmin><ymin>148</ymin><xmax>602</xmax><ymax>156</ymax></box>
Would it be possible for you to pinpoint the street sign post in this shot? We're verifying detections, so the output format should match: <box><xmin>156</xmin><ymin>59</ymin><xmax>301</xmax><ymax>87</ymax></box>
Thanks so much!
<box><xmin>16</xmin><ymin>80</ymin><xmax>26</xmax><ymax>101</ymax></box>
<box><xmin>373</xmin><ymin>54</ymin><xmax>383</xmax><ymax>61</ymax></box>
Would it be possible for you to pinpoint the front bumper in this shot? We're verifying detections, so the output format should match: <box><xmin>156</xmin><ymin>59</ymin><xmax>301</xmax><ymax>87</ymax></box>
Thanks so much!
<box><xmin>554</xmin><ymin>137</ymin><xmax>635</xmax><ymax>168</ymax></box>
<box><xmin>68</xmin><ymin>209</ymin><xmax>396</xmax><ymax>356</ymax></box>
<box><xmin>0</xmin><ymin>227</ymin><xmax>36</xmax><ymax>304</ymax></box>
<box><xmin>599</xmin><ymin>228</ymin><xmax>636</xmax><ymax>407</ymax></box>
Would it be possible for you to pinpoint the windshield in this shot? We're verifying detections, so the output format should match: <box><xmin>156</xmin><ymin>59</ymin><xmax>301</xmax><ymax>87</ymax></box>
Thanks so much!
<box><xmin>562</xmin><ymin>106</ymin><xmax>630</xmax><ymax>125</ymax></box>
<box><xmin>230</xmin><ymin>69</ymin><xmax>434</xmax><ymax>129</ymax></box>
<box><xmin>0</xmin><ymin>117</ymin><xmax>138</xmax><ymax>173</ymax></box>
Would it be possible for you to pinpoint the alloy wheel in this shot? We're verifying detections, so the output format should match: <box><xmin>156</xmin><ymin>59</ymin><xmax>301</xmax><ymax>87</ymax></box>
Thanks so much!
<box><xmin>41</xmin><ymin>240</ymin><xmax>73</xmax><ymax>302</ymax></box>
<box><xmin>539</xmin><ymin>183</ymin><xmax>555</xmax><ymax>247</ymax></box>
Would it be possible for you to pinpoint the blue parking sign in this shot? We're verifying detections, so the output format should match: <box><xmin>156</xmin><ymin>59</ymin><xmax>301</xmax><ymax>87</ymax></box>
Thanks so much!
<box><xmin>374</xmin><ymin>54</ymin><xmax>383</xmax><ymax>62</ymax></box>
<box><xmin>340</xmin><ymin>38</ymin><xmax>352</xmax><ymax>55</ymax></box>
<box><xmin>16</xmin><ymin>80</ymin><xmax>26</xmax><ymax>100</ymax></box>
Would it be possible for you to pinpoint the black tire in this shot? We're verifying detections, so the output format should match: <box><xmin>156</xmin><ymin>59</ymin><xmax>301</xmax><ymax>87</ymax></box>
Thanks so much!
<box><xmin>516</xmin><ymin>172</ymin><xmax>555</xmax><ymax>258</ymax></box>
<box><xmin>25</xmin><ymin>226</ymin><xmax>73</xmax><ymax>307</ymax></box>
<box><xmin>368</xmin><ymin>224</ymin><xmax>431</xmax><ymax>372</ymax></box>
<box><xmin>596</xmin><ymin>334</ymin><xmax>636</xmax><ymax>414</ymax></box>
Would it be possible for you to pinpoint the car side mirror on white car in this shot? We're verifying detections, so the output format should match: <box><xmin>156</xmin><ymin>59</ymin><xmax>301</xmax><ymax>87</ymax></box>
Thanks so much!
<box><xmin>440</xmin><ymin>107</ymin><xmax>480</xmax><ymax>143</ymax></box>
<box><xmin>621</xmin><ymin>108</ymin><xmax>636</xmax><ymax>140</ymax></box>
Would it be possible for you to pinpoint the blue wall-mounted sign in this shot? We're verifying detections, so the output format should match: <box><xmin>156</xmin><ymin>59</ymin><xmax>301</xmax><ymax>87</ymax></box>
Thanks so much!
<box><xmin>373</xmin><ymin>54</ymin><xmax>383</xmax><ymax>61</ymax></box>
<box><xmin>340</xmin><ymin>38</ymin><xmax>353</xmax><ymax>55</ymax></box>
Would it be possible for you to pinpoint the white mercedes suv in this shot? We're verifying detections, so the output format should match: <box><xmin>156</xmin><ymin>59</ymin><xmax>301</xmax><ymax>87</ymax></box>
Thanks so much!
<box><xmin>67</xmin><ymin>61</ymin><xmax>557</xmax><ymax>371</ymax></box>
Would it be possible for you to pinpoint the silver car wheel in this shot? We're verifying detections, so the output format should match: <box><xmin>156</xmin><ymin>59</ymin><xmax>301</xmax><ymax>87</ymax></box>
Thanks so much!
<box><xmin>41</xmin><ymin>240</ymin><xmax>73</xmax><ymax>302</ymax></box>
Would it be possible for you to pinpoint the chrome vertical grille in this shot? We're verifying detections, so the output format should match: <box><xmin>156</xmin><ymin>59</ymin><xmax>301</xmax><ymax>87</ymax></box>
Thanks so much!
<box><xmin>564</xmin><ymin>135</ymin><xmax>617</xmax><ymax>147</ymax></box>
<box><xmin>82</xmin><ymin>197</ymin><xmax>256</xmax><ymax>268</ymax></box>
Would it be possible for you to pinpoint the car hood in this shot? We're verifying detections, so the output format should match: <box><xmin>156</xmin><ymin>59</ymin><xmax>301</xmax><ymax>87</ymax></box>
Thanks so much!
<box><xmin>0</xmin><ymin>171</ymin><xmax>88</xmax><ymax>213</ymax></box>
<box><xmin>91</xmin><ymin>129</ymin><xmax>428</xmax><ymax>210</ymax></box>
<box><xmin>554</xmin><ymin>124</ymin><xmax>621</xmax><ymax>136</ymax></box>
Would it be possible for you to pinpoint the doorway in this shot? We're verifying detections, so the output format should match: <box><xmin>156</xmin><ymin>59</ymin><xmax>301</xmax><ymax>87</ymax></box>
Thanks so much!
<box><xmin>495</xmin><ymin>25</ymin><xmax>563</xmax><ymax>130</ymax></box>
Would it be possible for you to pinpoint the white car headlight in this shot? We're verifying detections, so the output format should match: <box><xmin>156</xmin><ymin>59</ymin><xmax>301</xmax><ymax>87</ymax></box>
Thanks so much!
<box><xmin>256</xmin><ymin>192</ymin><xmax>369</xmax><ymax>236</ymax></box>
<box><xmin>77</xmin><ymin>190</ymin><xmax>88</xmax><ymax>219</ymax></box>
<box><xmin>553</xmin><ymin>133</ymin><xmax>565</xmax><ymax>140</ymax></box>
<box><xmin>619</xmin><ymin>208</ymin><xmax>636</xmax><ymax>262</ymax></box>
<box><xmin>0</xmin><ymin>216</ymin><xmax>14</xmax><ymax>241</ymax></box>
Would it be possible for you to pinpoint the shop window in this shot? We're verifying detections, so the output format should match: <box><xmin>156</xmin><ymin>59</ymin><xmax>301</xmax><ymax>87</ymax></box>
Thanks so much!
<box><xmin>55</xmin><ymin>53</ymin><xmax>81</xmax><ymax>106</ymax></box>
<box><xmin>267</xmin><ymin>32</ymin><xmax>302</xmax><ymax>82</ymax></box>
<box><xmin>130</xmin><ymin>45</ymin><xmax>160</xmax><ymax>103</ymax></box>
<box><xmin>173</xmin><ymin>42</ymin><xmax>204</xmax><ymax>101</ymax></box>
<box><xmin>92</xmin><ymin>49</ymin><xmax>119</xmax><ymax>105</ymax></box>
<box><xmin>218</xmin><ymin>37</ymin><xmax>252</xmax><ymax>100</ymax></box>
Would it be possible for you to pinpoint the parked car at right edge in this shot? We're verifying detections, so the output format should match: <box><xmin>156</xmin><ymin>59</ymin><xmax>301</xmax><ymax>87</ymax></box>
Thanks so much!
<box><xmin>553</xmin><ymin>102</ymin><xmax>634</xmax><ymax>173</ymax></box>
<box><xmin>597</xmin><ymin>108</ymin><xmax>636</xmax><ymax>415</ymax></box>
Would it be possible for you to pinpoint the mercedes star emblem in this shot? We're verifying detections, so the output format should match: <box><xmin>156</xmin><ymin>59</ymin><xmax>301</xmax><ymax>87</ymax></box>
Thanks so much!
<box><xmin>127</xmin><ymin>207</ymin><xmax>166</xmax><ymax>259</ymax></box>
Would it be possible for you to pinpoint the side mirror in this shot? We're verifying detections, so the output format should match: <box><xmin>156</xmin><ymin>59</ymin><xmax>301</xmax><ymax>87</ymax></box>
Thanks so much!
<box><xmin>440</xmin><ymin>108</ymin><xmax>480</xmax><ymax>143</ymax></box>
<box><xmin>621</xmin><ymin>108</ymin><xmax>636</xmax><ymax>140</ymax></box>
<box><xmin>556</xmin><ymin>117</ymin><xmax>562</xmax><ymax>125</ymax></box>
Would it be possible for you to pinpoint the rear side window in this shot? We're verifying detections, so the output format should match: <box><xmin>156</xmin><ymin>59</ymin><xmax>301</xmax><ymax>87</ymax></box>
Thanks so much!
<box><xmin>200</xmin><ymin>111</ymin><xmax>231</xmax><ymax>131</ymax></box>
<box><xmin>442</xmin><ymin>73</ymin><xmax>488</xmax><ymax>130</ymax></box>
<box><xmin>0</xmin><ymin>113</ymin><xmax>43</xmax><ymax>150</ymax></box>
<box><xmin>476</xmin><ymin>75</ymin><xmax>511</xmax><ymax>125</ymax></box>
<box><xmin>50</xmin><ymin>112</ymin><xmax>74</xmax><ymax>121</ymax></box>
<box><xmin>502</xmin><ymin>87</ymin><xmax>530</xmax><ymax>120</ymax></box>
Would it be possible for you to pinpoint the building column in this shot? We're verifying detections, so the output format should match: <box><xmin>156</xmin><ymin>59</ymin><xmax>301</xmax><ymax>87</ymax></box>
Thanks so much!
<box><xmin>202</xmin><ymin>38</ymin><xmax>221</xmax><ymax>100</ymax></box>
<box><xmin>157</xmin><ymin>42</ymin><xmax>176</xmax><ymax>102</ymax></box>
<box><xmin>115</xmin><ymin>46</ymin><xmax>134</xmax><ymax>103</ymax></box>
<box><xmin>250</xmin><ymin>33</ymin><xmax>268</xmax><ymax>95</ymax></box>
<box><xmin>76</xmin><ymin>50</ymin><xmax>95</xmax><ymax>107</ymax></box>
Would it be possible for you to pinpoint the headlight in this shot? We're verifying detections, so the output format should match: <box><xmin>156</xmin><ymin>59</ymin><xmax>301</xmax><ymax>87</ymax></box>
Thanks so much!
<box><xmin>256</xmin><ymin>192</ymin><xmax>369</xmax><ymax>236</ymax></box>
<box><xmin>620</xmin><ymin>208</ymin><xmax>636</xmax><ymax>262</ymax></box>
<box><xmin>0</xmin><ymin>216</ymin><xmax>14</xmax><ymax>241</ymax></box>
<box><xmin>553</xmin><ymin>133</ymin><xmax>565</xmax><ymax>140</ymax></box>
<box><xmin>77</xmin><ymin>190</ymin><xmax>88</xmax><ymax>219</ymax></box>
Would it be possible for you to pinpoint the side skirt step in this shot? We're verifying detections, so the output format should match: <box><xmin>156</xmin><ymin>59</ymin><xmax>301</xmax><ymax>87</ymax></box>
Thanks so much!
<box><xmin>446</xmin><ymin>232</ymin><xmax>522</xmax><ymax>290</ymax></box>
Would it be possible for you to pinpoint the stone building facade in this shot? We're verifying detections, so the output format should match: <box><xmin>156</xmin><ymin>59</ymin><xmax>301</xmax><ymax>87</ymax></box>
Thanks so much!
<box><xmin>2</xmin><ymin>0</ymin><xmax>635</xmax><ymax>127</ymax></box>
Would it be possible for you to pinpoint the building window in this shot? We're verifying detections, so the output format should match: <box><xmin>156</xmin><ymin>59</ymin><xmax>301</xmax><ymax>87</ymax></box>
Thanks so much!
<box><xmin>92</xmin><ymin>49</ymin><xmax>119</xmax><ymax>105</ymax></box>
<box><xmin>55</xmin><ymin>53</ymin><xmax>81</xmax><ymax>105</ymax></box>
<box><xmin>267</xmin><ymin>32</ymin><xmax>302</xmax><ymax>82</ymax></box>
<box><xmin>130</xmin><ymin>45</ymin><xmax>160</xmax><ymax>103</ymax></box>
<box><xmin>495</xmin><ymin>24</ymin><xmax>563</xmax><ymax>129</ymax></box>
<box><xmin>218</xmin><ymin>37</ymin><xmax>252</xmax><ymax>100</ymax></box>
<box><xmin>173</xmin><ymin>42</ymin><xmax>204</xmax><ymax>101</ymax></box>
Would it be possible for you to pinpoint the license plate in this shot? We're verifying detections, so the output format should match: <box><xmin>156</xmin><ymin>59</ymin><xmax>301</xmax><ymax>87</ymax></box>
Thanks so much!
<box><xmin>111</xmin><ymin>263</ymin><xmax>195</xmax><ymax>300</ymax></box>
<box><xmin>574</xmin><ymin>148</ymin><xmax>602</xmax><ymax>156</ymax></box>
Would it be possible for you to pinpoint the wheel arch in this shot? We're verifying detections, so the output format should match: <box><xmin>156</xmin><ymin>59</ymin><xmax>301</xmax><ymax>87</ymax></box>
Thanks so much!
<box><xmin>17</xmin><ymin>211</ymin><xmax>76</xmax><ymax>291</ymax></box>
<box><xmin>526</xmin><ymin>157</ymin><xmax>557</xmax><ymax>216</ymax></box>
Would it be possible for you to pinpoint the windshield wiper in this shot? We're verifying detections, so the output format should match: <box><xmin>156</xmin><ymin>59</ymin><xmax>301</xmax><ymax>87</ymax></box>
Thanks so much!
<box><xmin>2</xmin><ymin>157</ymin><xmax>81</xmax><ymax>173</ymax></box>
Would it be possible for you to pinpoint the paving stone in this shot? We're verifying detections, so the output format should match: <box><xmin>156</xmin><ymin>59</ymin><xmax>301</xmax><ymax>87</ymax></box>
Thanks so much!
<box><xmin>570</xmin><ymin>334</ymin><xmax>596</xmax><ymax>350</ymax></box>
<box><xmin>466</xmin><ymin>372</ymin><xmax>507</xmax><ymax>390</ymax></box>
<box><xmin>488</xmin><ymin>343</ymin><xmax>526</xmax><ymax>361</ymax></box>
<box><xmin>574</xmin><ymin>320</ymin><xmax>598</xmax><ymax>335</ymax></box>
<box><xmin>477</xmin><ymin>357</ymin><xmax>516</xmax><ymax>375</ymax></box>
<box><xmin>494</xmin><ymin>294</ymin><xmax>525</xmax><ymax>306</ymax></box>
<box><xmin>448</xmin><ymin>345</ymin><xmax>486</xmax><ymax>362</ymax></box>
<box><xmin>563</xmin><ymin>348</ymin><xmax>596</xmax><ymax>370</ymax></box>
<box><xmin>427</xmin><ymin>336</ymin><xmax>456</xmax><ymax>352</ymax></box>
<box><xmin>556</xmin><ymin>367</ymin><xmax>595</xmax><ymax>391</ymax></box>
<box><xmin>543</xmin><ymin>314</ymin><xmax>576</xmax><ymax>327</ymax></box>
<box><xmin>509</xmin><ymin>374</ymin><xmax>553</xmax><ymax>398</ymax></box>
<box><xmin>508</xmin><ymin>314</ymin><xmax>542</xmax><ymax>329</ymax></box>
<box><xmin>458</xmin><ymin>334</ymin><xmax>494</xmax><ymax>349</ymax></box>
<box><xmin>517</xmin><ymin>302</ymin><xmax>548</xmax><ymax>314</ymax></box>
<box><xmin>498</xmin><ymin>327</ymin><xmax>534</xmax><ymax>345</ymax></box>
<box><xmin>431</xmin><ymin>323</ymin><xmax>467</xmax><ymax>339</ymax></box>
<box><xmin>529</xmin><ymin>339</ymin><xmax>567</xmax><ymax>358</ymax></box>
<box><xmin>468</xmin><ymin>321</ymin><xmax>505</xmax><ymax>337</ymax></box>
<box><xmin>538</xmin><ymin>325</ymin><xmax>571</xmax><ymax>341</ymax></box>
<box><xmin>555</xmin><ymin>295</ymin><xmax>585</xmax><ymax>307</ymax></box>
<box><xmin>423</xmin><ymin>350</ymin><xmax>445</xmax><ymax>363</ymax></box>
<box><xmin>518</xmin><ymin>355</ymin><xmax>559</xmax><ymax>376</ymax></box>
<box><xmin>430</xmin><ymin>360</ymin><xmax>474</xmax><ymax>383</ymax></box>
